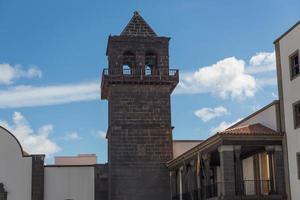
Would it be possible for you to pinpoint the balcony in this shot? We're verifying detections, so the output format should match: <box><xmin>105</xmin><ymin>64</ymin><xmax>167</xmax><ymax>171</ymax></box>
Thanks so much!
<box><xmin>172</xmin><ymin>181</ymin><xmax>278</xmax><ymax>200</ymax></box>
<box><xmin>240</xmin><ymin>180</ymin><xmax>275</xmax><ymax>196</ymax></box>
<box><xmin>101</xmin><ymin>68</ymin><xmax>179</xmax><ymax>99</ymax></box>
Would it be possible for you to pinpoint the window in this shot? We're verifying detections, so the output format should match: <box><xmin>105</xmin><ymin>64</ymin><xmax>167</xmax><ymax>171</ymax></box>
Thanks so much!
<box><xmin>293</xmin><ymin>101</ymin><xmax>300</xmax><ymax>129</ymax></box>
<box><xmin>290</xmin><ymin>50</ymin><xmax>299</xmax><ymax>79</ymax></box>
<box><xmin>297</xmin><ymin>153</ymin><xmax>300</xmax><ymax>179</ymax></box>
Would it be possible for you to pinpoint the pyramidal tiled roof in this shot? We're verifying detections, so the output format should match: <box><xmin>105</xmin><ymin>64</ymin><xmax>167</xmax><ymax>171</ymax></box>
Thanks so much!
<box><xmin>121</xmin><ymin>11</ymin><xmax>157</xmax><ymax>37</ymax></box>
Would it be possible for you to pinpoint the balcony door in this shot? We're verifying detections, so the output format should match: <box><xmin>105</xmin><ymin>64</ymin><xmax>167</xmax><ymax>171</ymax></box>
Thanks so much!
<box><xmin>258</xmin><ymin>152</ymin><xmax>270</xmax><ymax>195</ymax></box>
<box><xmin>242</xmin><ymin>152</ymin><xmax>271</xmax><ymax>196</ymax></box>
<box><xmin>242</xmin><ymin>156</ymin><xmax>255</xmax><ymax>195</ymax></box>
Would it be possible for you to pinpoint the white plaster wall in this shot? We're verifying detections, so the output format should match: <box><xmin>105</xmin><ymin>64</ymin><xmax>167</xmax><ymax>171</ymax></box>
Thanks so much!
<box><xmin>0</xmin><ymin>127</ymin><xmax>32</xmax><ymax>200</ymax></box>
<box><xmin>279</xmin><ymin>23</ymin><xmax>300</xmax><ymax>200</ymax></box>
<box><xmin>236</xmin><ymin>104</ymin><xmax>278</xmax><ymax>131</ymax></box>
<box><xmin>44</xmin><ymin>166</ymin><xmax>95</xmax><ymax>200</ymax></box>
<box><xmin>173</xmin><ymin>141</ymin><xmax>202</xmax><ymax>158</ymax></box>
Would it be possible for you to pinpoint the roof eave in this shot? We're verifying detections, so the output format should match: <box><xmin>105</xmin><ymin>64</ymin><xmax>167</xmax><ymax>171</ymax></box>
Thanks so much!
<box><xmin>166</xmin><ymin>132</ymin><xmax>283</xmax><ymax>169</ymax></box>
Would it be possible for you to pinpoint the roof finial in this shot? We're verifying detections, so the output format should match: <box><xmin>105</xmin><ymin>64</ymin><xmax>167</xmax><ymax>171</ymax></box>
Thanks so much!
<box><xmin>134</xmin><ymin>10</ymin><xmax>140</xmax><ymax>16</ymax></box>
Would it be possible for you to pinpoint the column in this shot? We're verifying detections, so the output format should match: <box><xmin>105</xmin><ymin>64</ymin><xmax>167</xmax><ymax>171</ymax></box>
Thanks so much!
<box><xmin>196</xmin><ymin>153</ymin><xmax>201</xmax><ymax>199</ymax></box>
<box><xmin>218</xmin><ymin>145</ymin><xmax>236</xmax><ymax>199</ymax></box>
<box><xmin>265</xmin><ymin>145</ymin><xmax>275</xmax><ymax>194</ymax></box>
<box><xmin>170</xmin><ymin>171</ymin><xmax>177</xmax><ymax>200</ymax></box>
<box><xmin>179</xmin><ymin>168</ymin><xmax>183</xmax><ymax>200</ymax></box>
<box><xmin>31</xmin><ymin>155</ymin><xmax>45</xmax><ymax>200</ymax></box>
<box><xmin>202</xmin><ymin>153</ymin><xmax>211</xmax><ymax>198</ymax></box>
<box><xmin>273</xmin><ymin>145</ymin><xmax>285</xmax><ymax>195</ymax></box>
<box><xmin>234</xmin><ymin>146</ymin><xmax>243</xmax><ymax>196</ymax></box>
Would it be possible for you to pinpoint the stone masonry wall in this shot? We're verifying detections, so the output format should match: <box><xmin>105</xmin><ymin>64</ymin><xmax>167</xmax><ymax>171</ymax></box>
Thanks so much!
<box><xmin>95</xmin><ymin>164</ymin><xmax>109</xmax><ymax>200</ymax></box>
<box><xmin>108</xmin><ymin>84</ymin><xmax>173</xmax><ymax>200</ymax></box>
<box><xmin>31</xmin><ymin>155</ymin><xmax>45</xmax><ymax>200</ymax></box>
<box><xmin>107</xmin><ymin>37</ymin><xmax>170</xmax><ymax>72</ymax></box>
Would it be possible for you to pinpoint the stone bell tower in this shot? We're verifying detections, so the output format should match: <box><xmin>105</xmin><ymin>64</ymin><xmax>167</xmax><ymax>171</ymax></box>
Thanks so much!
<box><xmin>101</xmin><ymin>11</ymin><xmax>179</xmax><ymax>200</ymax></box>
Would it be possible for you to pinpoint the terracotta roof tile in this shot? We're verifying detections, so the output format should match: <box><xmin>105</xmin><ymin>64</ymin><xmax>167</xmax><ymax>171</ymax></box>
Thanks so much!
<box><xmin>217</xmin><ymin>123</ymin><xmax>280</xmax><ymax>136</ymax></box>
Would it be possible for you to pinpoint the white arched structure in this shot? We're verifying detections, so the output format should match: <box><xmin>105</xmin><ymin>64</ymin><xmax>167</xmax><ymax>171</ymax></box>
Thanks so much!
<box><xmin>0</xmin><ymin>126</ymin><xmax>32</xmax><ymax>200</ymax></box>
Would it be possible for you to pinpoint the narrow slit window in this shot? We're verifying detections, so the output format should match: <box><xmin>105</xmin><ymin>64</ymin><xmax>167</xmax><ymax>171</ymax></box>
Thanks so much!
<box><xmin>297</xmin><ymin>153</ymin><xmax>300</xmax><ymax>179</ymax></box>
<box><xmin>294</xmin><ymin>101</ymin><xmax>300</xmax><ymax>129</ymax></box>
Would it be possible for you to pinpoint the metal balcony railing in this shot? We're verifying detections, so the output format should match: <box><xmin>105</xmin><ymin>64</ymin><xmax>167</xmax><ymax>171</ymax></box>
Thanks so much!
<box><xmin>171</xmin><ymin>183</ymin><xmax>222</xmax><ymax>200</ymax></box>
<box><xmin>240</xmin><ymin>180</ymin><xmax>274</xmax><ymax>196</ymax></box>
<box><xmin>171</xmin><ymin>180</ymin><xmax>277</xmax><ymax>200</ymax></box>
<box><xmin>101</xmin><ymin>67</ymin><xmax>179</xmax><ymax>99</ymax></box>
<box><xmin>172</xmin><ymin>190</ymin><xmax>198</xmax><ymax>200</ymax></box>
<box><xmin>102</xmin><ymin>68</ymin><xmax>179</xmax><ymax>80</ymax></box>
<box><xmin>205</xmin><ymin>182</ymin><xmax>221</xmax><ymax>198</ymax></box>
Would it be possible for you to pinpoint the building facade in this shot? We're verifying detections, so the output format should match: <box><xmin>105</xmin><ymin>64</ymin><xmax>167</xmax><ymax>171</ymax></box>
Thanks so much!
<box><xmin>0</xmin><ymin>127</ymin><xmax>40</xmax><ymax>200</ymax></box>
<box><xmin>274</xmin><ymin>21</ymin><xmax>300</xmax><ymax>200</ymax></box>
<box><xmin>101</xmin><ymin>11</ymin><xmax>178</xmax><ymax>200</ymax></box>
<box><xmin>0</xmin><ymin>12</ymin><xmax>299</xmax><ymax>200</ymax></box>
<box><xmin>167</xmin><ymin>102</ymin><xmax>286</xmax><ymax>200</ymax></box>
<box><xmin>0</xmin><ymin>126</ymin><xmax>108</xmax><ymax>200</ymax></box>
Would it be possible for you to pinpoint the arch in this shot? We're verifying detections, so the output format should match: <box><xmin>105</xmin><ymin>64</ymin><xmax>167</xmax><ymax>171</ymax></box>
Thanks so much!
<box><xmin>145</xmin><ymin>51</ymin><xmax>157</xmax><ymax>75</ymax></box>
<box><xmin>122</xmin><ymin>51</ymin><xmax>135</xmax><ymax>75</ymax></box>
<box><xmin>0</xmin><ymin>126</ymin><xmax>30</xmax><ymax>157</ymax></box>
<box><xmin>0</xmin><ymin>126</ymin><xmax>34</xmax><ymax>200</ymax></box>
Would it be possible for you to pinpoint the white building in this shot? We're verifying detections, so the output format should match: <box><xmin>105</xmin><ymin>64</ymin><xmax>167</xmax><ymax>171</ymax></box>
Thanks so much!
<box><xmin>0</xmin><ymin>127</ymin><xmax>33</xmax><ymax>200</ymax></box>
<box><xmin>274</xmin><ymin>20</ymin><xmax>300</xmax><ymax>200</ymax></box>
<box><xmin>168</xmin><ymin>101</ymin><xmax>285</xmax><ymax>200</ymax></box>
<box><xmin>0</xmin><ymin>126</ymin><xmax>108</xmax><ymax>200</ymax></box>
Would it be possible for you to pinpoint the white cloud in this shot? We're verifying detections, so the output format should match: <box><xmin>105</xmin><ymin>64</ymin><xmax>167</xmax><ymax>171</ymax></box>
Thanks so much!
<box><xmin>0</xmin><ymin>112</ymin><xmax>60</xmax><ymax>157</ymax></box>
<box><xmin>247</xmin><ymin>52</ymin><xmax>276</xmax><ymax>74</ymax></box>
<box><xmin>210</xmin><ymin>118</ymin><xmax>242</xmax><ymax>135</ymax></box>
<box><xmin>194</xmin><ymin>106</ymin><xmax>229</xmax><ymax>122</ymax></box>
<box><xmin>176</xmin><ymin>57</ymin><xmax>257</xmax><ymax>99</ymax></box>
<box><xmin>175</xmin><ymin>51</ymin><xmax>277</xmax><ymax>99</ymax></box>
<box><xmin>0</xmin><ymin>63</ymin><xmax>42</xmax><ymax>85</ymax></box>
<box><xmin>91</xmin><ymin>130</ymin><xmax>106</xmax><ymax>139</ymax></box>
<box><xmin>256</xmin><ymin>77</ymin><xmax>277</xmax><ymax>87</ymax></box>
<box><xmin>272</xmin><ymin>92</ymin><xmax>278</xmax><ymax>99</ymax></box>
<box><xmin>0</xmin><ymin>81</ymin><xmax>99</xmax><ymax>108</ymax></box>
<box><xmin>64</xmin><ymin>132</ymin><xmax>82</xmax><ymax>141</ymax></box>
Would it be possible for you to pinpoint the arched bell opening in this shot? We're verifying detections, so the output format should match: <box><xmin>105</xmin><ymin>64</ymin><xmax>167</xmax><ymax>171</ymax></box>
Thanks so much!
<box><xmin>122</xmin><ymin>51</ymin><xmax>135</xmax><ymax>75</ymax></box>
<box><xmin>145</xmin><ymin>52</ymin><xmax>157</xmax><ymax>76</ymax></box>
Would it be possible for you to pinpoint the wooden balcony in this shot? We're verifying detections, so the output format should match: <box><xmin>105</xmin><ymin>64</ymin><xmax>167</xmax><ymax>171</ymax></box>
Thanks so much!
<box><xmin>101</xmin><ymin>68</ymin><xmax>179</xmax><ymax>99</ymax></box>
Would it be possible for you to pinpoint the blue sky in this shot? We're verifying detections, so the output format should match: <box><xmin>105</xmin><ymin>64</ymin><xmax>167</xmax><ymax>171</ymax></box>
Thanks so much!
<box><xmin>0</xmin><ymin>0</ymin><xmax>299</xmax><ymax>163</ymax></box>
